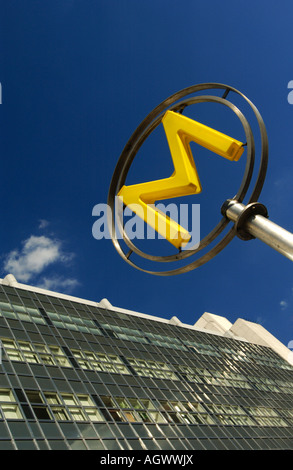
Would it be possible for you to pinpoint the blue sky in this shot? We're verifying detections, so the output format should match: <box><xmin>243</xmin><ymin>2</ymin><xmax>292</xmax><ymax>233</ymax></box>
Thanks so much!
<box><xmin>1</xmin><ymin>0</ymin><xmax>293</xmax><ymax>348</ymax></box>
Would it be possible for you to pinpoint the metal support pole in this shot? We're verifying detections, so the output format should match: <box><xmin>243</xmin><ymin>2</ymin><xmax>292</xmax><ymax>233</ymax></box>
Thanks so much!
<box><xmin>221</xmin><ymin>200</ymin><xmax>293</xmax><ymax>262</ymax></box>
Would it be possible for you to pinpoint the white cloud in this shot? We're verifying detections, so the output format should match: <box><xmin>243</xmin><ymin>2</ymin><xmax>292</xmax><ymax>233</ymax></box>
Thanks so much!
<box><xmin>3</xmin><ymin>235</ymin><xmax>74</xmax><ymax>283</ymax></box>
<box><xmin>38</xmin><ymin>219</ymin><xmax>49</xmax><ymax>229</ymax></box>
<box><xmin>37</xmin><ymin>276</ymin><xmax>80</xmax><ymax>293</ymax></box>
<box><xmin>280</xmin><ymin>300</ymin><xmax>288</xmax><ymax>311</ymax></box>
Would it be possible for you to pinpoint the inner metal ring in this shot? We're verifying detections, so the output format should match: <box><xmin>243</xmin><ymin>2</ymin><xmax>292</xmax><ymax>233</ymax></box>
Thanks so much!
<box><xmin>107</xmin><ymin>83</ymin><xmax>268</xmax><ymax>275</ymax></box>
<box><xmin>114</xmin><ymin>96</ymin><xmax>254</xmax><ymax>261</ymax></box>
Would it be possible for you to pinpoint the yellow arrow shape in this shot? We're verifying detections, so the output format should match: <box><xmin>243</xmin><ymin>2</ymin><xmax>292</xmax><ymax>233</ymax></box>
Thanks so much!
<box><xmin>118</xmin><ymin>110</ymin><xmax>244</xmax><ymax>249</ymax></box>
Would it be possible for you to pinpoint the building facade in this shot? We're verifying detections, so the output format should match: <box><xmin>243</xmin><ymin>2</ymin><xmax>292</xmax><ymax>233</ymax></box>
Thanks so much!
<box><xmin>0</xmin><ymin>273</ymin><xmax>293</xmax><ymax>450</ymax></box>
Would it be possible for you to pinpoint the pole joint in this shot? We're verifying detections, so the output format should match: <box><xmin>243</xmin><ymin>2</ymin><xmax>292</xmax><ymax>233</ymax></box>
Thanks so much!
<box><xmin>221</xmin><ymin>199</ymin><xmax>269</xmax><ymax>241</ymax></box>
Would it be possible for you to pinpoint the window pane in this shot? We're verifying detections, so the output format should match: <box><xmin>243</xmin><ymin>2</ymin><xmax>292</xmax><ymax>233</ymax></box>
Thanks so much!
<box><xmin>0</xmin><ymin>390</ymin><xmax>14</xmax><ymax>402</ymax></box>
<box><xmin>168</xmin><ymin>412</ymin><xmax>181</xmax><ymax>423</ymax></box>
<box><xmin>55</xmin><ymin>357</ymin><xmax>71</xmax><ymax>367</ymax></box>
<box><xmin>6</xmin><ymin>351</ymin><xmax>23</xmax><ymax>362</ymax></box>
<box><xmin>140</xmin><ymin>400</ymin><xmax>155</xmax><ymax>410</ymax></box>
<box><xmin>33</xmin><ymin>407</ymin><xmax>52</xmax><ymax>420</ymax></box>
<box><xmin>128</xmin><ymin>399</ymin><xmax>142</xmax><ymax>410</ymax></box>
<box><xmin>69</xmin><ymin>408</ymin><xmax>86</xmax><ymax>421</ymax></box>
<box><xmin>78</xmin><ymin>396</ymin><xmax>94</xmax><ymax>407</ymax></box>
<box><xmin>19</xmin><ymin>342</ymin><xmax>33</xmax><ymax>351</ymax></box>
<box><xmin>100</xmin><ymin>396</ymin><xmax>115</xmax><ymax>407</ymax></box>
<box><xmin>62</xmin><ymin>395</ymin><xmax>77</xmax><ymax>406</ymax></box>
<box><xmin>149</xmin><ymin>412</ymin><xmax>166</xmax><ymax>424</ymax></box>
<box><xmin>1</xmin><ymin>339</ymin><xmax>15</xmax><ymax>348</ymax></box>
<box><xmin>23</xmin><ymin>353</ymin><xmax>39</xmax><ymax>364</ymax></box>
<box><xmin>40</xmin><ymin>355</ymin><xmax>55</xmax><ymax>366</ymax></box>
<box><xmin>86</xmin><ymin>408</ymin><xmax>104</xmax><ymax>422</ymax></box>
<box><xmin>115</xmin><ymin>364</ymin><xmax>130</xmax><ymax>374</ymax></box>
<box><xmin>35</xmin><ymin>344</ymin><xmax>48</xmax><ymax>353</ymax></box>
<box><xmin>26</xmin><ymin>392</ymin><xmax>44</xmax><ymax>404</ymax></box>
<box><xmin>2</xmin><ymin>404</ymin><xmax>22</xmax><ymax>419</ymax></box>
<box><xmin>115</xmin><ymin>397</ymin><xmax>129</xmax><ymax>408</ymax></box>
<box><xmin>124</xmin><ymin>411</ymin><xmax>137</xmax><ymax>422</ymax></box>
<box><xmin>109</xmin><ymin>410</ymin><xmax>125</xmax><ymax>422</ymax></box>
<box><xmin>137</xmin><ymin>412</ymin><xmax>152</xmax><ymax>423</ymax></box>
<box><xmin>44</xmin><ymin>394</ymin><xmax>60</xmax><ymax>405</ymax></box>
<box><xmin>51</xmin><ymin>407</ymin><xmax>70</xmax><ymax>421</ymax></box>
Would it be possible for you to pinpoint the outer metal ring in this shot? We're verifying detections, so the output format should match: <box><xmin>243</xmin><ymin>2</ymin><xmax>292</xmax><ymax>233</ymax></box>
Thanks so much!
<box><xmin>107</xmin><ymin>83</ymin><xmax>268</xmax><ymax>275</ymax></box>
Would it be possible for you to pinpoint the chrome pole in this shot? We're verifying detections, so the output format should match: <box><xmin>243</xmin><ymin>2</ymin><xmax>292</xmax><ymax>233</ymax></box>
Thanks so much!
<box><xmin>222</xmin><ymin>200</ymin><xmax>293</xmax><ymax>262</ymax></box>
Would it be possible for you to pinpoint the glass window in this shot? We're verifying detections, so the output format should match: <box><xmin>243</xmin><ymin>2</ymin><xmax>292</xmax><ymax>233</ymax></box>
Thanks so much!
<box><xmin>178</xmin><ymin>413</ymin><xmax>194</xmax><ymax>425</ymax></box>
<box><xmin>32</xmin><ymin>407</ymin><xmax>52</xmax><ymax>420</ymax></box>
<box><xmin>160</xmin><ymin>401</ymin><xmax>172</xmax><ymax>411</ymax></box>
<box><xmin>1</xmin><ymin>339</ymin><xmax>23</xmax><ymax>362</ymax></box>
<box><xmin>128</xmin><ymin>398</ymin><xmax>142</xmax><ymax>410</ymax></box>
<box><xmin>96</xmin><ymin>353</ymin><xmax>108</xmax><ymax>362</ymax></box>
<box><xmin>103</xmin><ymin>364</ymin><xmax>116</xmax><ymax>373</ymax></box>
<box><xmin>78</xmin><ymin>359</ymin><xmax>92</xmax><ymax>370</ymax></box>
<box><xmin>78</xmin><ymin>395</ymin><xmax>94</xmax><ymax>407</ymax></box>
<box><xmin>233</xmin><ymin>415</ymin><xmax>255</xmax><ymax>426</ymax></box>
<box><xmin>51</xmin><ymin>407</ymin><xmax>70</xmax><ymax>421</ymax></box>
<box><xmin>26</xmin><ymin>391</ymin><xmax>44</xmax><ymax>404</ymax></box>
<box><xmin>22</xmin><ymin>352</ymin><xmax>39</xmax><ymax>364</ymax></box>
<box><xmin>0</xmin><ymin>390</ymin><xmax>24</xmax><ymax>420</ymax></box>
<box><xmin>39</xmin><ymin>354</ymin><xmax>55</xmax><ymax>366</ymax></box>
<box><xmin>115</xmin><ymin>397</ymin><xmax>129</xmax><ymax>409</ymax></box>
<box><xmin>68</xmin><ymin>408</ymin><xmax>86</xmax><ymax>421</ymax></box>
<box><xmin>100</xmin><ymin>396</ymin><xmax>116</xmax><ymax>407</ymax></box>
<box><xmin>17</xmin><ymin>313</ymin><xmax>31</xmax><ymax>322</ymax></box>
<box><xmin>167</xmin><ymin>412</ymin><xmax>181</xmax><ymax>424</ymax></box>
<box><xmin>0</xmin><ymin>389</ymin><xmax>14</xmax><ymax>402</ymax></box>
<box><xmin>186</xmin><ymin>402</ymin><xmax>206</xmax><ymax>413</ymax></box>
<box><xmin>5</xmin><ymin>350</ymin><xmax>23</xmax><ymax>362</ymax></box>
<box><xmin>124</xmin><ymin>411</ymin><xmax>138</xmax><ymax>422</ymax></box>
<box><xmin>0</xmin><ymin>310</ymin><xmax>17</xmax><ymax>319</ymax></box>
<box><xmin>90</xmin><ymin>361</ymin><xmax>104</xmax><ymax>372</ymax></box>
<box><xmin>48</xmin><ymin>347</ymin><xmax>71</xmax><ymax>368</ymax></box>
<box><xmin>62</xmin><ymin>394</ymin><xmax>78</xmax><ymax>406</ymax></box>
<box><xmin>109</xmin><ymin>410</ymin><xmax>125</xmax><ymax>422</ymax></box>
<box><xmin>140</xmin><ymin>399</ymin><xmax>155</xmax><ymax>410</ymax></box>
<box><xmin>137</xmin><ymin>412</ymin><xmax>152</xmax><ymax>423</ymax></box>
<box><xmin>34</xmin><ymin>344</ymin><xmax>48</xmax><ymax>353</ymax></box>
<box><xmin>44</xmin><ymin>393</ymin><xmax>61</xmax><ymax>405</ymax></box>
<box><xmin>84</xmin><ymin>352</ymin><xmax>96</xmax><ymax>361</ymax></box>
<box><xmin>55</xmin><ymin>356</ymin><xmax>71</xmax><ymax>368</ymax></box>
<box><xmin>85</xmin><ymin>408</ymin><xmax>104</xmax><ymax>422</ymax></box>
<box><xmin>193</xmin><ymin>413</ymin><xmax>215</xmax><ymax>425</ymax></box>
<box><xmin>149</xmin><ymin>412</ymin><xmax>167</xmax><ymax>424</ymax></box>
<box><xmin>115</xmin><ymin>364</ymin><xmax>130</xmax><ymax>374</ymax></box>
<box><xmin>171</xmin><ymin>401</ymin><xmax>186</xmax><ymax>412</ymax></box>
<box><xmin>72</xmin><ymin>350</ymin><xmax>83</xmax><ymax>359</ymax></box>
<box><xmin>2</xmin><ymin>404</ymin><xmax>23</xmax><ymax>419</ymax></box>
<box><xmin>110</xmin><ymin>355</ymin><xmax>123</xmax><ymax>364</ymax></box>
<box><xmin>1</xmin><ymin>339</ymin><xmax>15</xmax><ymax>348</ymax></box>
<box><xmin>0</xmin><ymin>302</ymin><xmax>14</xmax><ymax>312</ymax></box>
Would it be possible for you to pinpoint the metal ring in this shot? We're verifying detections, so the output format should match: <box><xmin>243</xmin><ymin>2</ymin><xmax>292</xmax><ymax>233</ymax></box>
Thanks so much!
<box><xmin>114</xmin><ymin>95</ymin><xmax>254</xmax><ymax>263</ymax></box>
<box><xmin>107</xmin><ymin>83</ymin><xmax>268</xmax><ymax>275</ymax></box>
<box><xmin>234</xmin><ymin>201</ymin><xmax>269</xmax><ymax>240</ymax></box>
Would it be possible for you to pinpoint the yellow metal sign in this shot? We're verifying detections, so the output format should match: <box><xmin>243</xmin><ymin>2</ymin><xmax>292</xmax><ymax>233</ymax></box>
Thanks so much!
<box><xmin>118</xmin><ymin>110</ymin><xmax>244</xmax><ymax>249</ymax></box>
